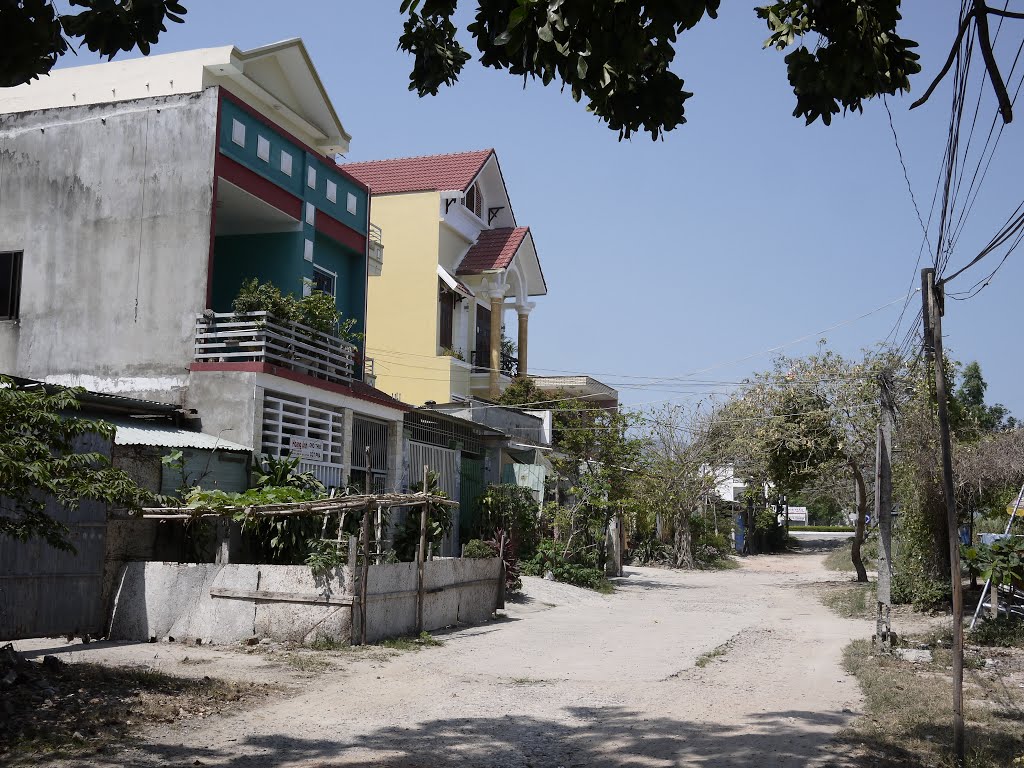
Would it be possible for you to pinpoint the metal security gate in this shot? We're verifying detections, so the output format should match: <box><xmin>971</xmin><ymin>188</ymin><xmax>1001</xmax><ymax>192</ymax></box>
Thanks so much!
<box><xmin>0</xmin><ymin>433</ymin><xmax>110</xmax><ymax>640</ymax></box>
<box><xmin>408</xmin><ymin>442</ymin><xmax>459</xmax><ymax>555</ymax></box>
<box><xmin>350</xmin><ymin>417</ymin><xmax>389</xmax><ymax>493</ymax></box>
<box><xmin>459</xmin><ymin>457</ymin><xmax>486</xmax><ymax>542</ymax></box>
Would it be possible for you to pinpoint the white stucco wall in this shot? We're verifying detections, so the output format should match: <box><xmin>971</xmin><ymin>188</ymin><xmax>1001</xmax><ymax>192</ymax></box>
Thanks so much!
<box><xmin>0</xmin><ymin>90</ymin><xmax>219</xmax><ymax>402</ymax></box>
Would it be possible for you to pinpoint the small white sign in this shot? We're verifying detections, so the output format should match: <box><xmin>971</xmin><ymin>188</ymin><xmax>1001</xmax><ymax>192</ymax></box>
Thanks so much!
<box><xmin>289</xmin><ymin>437</ymin><xmax>325</xmax><ymax>462</ymax></box>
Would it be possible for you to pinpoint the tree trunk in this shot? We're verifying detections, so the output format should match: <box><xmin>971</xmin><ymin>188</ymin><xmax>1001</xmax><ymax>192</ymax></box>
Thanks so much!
<box><xmin>851</xmin><ymin>461</ymin><xmax>869</xmax><ymax>583</ymax></box>
<box><xmin>674</xmin><ymin>509</ymin><xmax>694</xmax><ymax>568</ymax></box>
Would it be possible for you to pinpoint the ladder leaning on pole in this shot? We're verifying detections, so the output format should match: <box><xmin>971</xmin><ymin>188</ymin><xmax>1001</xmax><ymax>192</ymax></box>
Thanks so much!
<box><xmin>969</xmin><ymin>483</ymin><xmax>1024</xmax><ymax>630</ymax></box>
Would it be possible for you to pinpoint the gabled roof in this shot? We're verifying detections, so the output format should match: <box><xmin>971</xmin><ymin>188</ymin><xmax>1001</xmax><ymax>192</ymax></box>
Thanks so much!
<box><xmin>0</xmin><ymin>39</ymin><xmax>351</xmax><ymax>154</ymax></box>
<box><xmin>456</xmin><ymin>227</ymin><xmax>530</xmax><ymax>274</ymax></box>
<box><xmin>343</xmin><ymin>149</ymin><xmax>493</xmax><ymax>195</ymax></box>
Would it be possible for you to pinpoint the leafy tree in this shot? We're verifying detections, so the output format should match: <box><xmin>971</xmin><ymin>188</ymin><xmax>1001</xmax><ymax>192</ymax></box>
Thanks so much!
<box><xmin>0</xmin><ymin>0</ymin><xmax>187</xmax><ymax>88</ymax></box>
<box><xmin>398</xmin><ymin>0</ymin><xmax>930</xmax><ymax>138</ymax></box>
<box><xmin>955</xmin><ymin>361</ymin><xmax>1016</xmax><ymax>436</ymax></box>
<box><xmin>499</xmin><ymin>376</ymin><xmax>641</xmax><ymax>573</ymax></box>
<box><xmin>0</xmin><ymin>377</ymin><xmax>157</xmax><ymax>551</ymax></box>
<box><xmin>7</xmin><ymin>2</ymin><xmax>1010</xmax><ymax>140</ymax></box>
<box><xmin>722</xmin><ymin>347</ymin><xmax>906</xmax><ymax>576</ymax></box>
<box><xmin>637</xmin><ymin>403</ymin><xmax>725</xmax><ymax>568</ymax></box>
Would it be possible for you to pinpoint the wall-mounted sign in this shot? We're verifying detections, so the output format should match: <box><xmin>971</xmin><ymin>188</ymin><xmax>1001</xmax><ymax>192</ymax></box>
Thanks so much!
<box><xmin>289</xmin><ymin>437</ymin><xmax>325</xmax><ymax>463</ymax></box>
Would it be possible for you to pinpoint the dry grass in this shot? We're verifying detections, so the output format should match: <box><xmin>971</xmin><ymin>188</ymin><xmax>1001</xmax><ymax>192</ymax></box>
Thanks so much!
<box><xmin>840</xmin><ymin>637</ymin><xmax>1024</xmax><ymax>767</ymax></box>
<box><xmin>821</xmin><ymin>582</ymin><xmax>877</xmax><ymax>619</ymax></box>
<box><xmin>0</xmin><ymin>659</ymin><xmax>275</xmax><ymax>765</ymax></box>
<box><xmin>695</xmin><ymin>641</ymin><xmax>731</xmax><ymax>668</ymax></box>
<box><xmin>824</xmin><ymin>536</ymin><xmax>878</xmax><ymax>573</ymax></box>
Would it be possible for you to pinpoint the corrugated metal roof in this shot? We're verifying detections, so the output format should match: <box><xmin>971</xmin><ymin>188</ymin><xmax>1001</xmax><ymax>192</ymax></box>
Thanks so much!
<box><xmin>111</xmin><ymin>420</ymin><xmax>252</xmax><ymax>452</ymax></box>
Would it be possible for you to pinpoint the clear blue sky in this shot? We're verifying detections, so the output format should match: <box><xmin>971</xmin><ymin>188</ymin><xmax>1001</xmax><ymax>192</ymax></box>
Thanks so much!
<box><xmin>70</xmin><ymin>1</ymin><xmax>1024</xmax><ymax>415</ymax></box>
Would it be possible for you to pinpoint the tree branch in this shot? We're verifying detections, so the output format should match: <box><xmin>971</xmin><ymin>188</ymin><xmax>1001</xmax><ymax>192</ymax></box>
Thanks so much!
<box><xmin>974</xmin><ymin>0</ymin><xmax>1014</xmax><ymax>123</ymax></box>
<box><xmin>910</xmin><ymin>11</ymin><xmax>974</xmax><ymax>111</ymax></box>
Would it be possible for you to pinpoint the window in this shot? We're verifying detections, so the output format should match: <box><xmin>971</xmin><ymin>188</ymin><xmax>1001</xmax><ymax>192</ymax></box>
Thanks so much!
<box><xmin>439</xmin><ymin>280</ymin><xmax>455</xmax><ymax>350</ymax></box>
<box><xmin>307</xmin><ymin>166</ymin><xmax>317</xmax><ymax>189</ymax></box>
<box><xmin>326</xmin><ymin>179</ymin><xmax>337</xmax><ymax>203</ymax></box>
<box><xmin>312</xmin><ymin>265</ymin><xmax>336</xmax><ymax>297</ymax></box>
<box><xmin>280</xmin><ymin>150</ymin><xmax>293</xmax><ymax>176</ymax></box>
<box><xmin>0</xmin><ymin>251</ymin><xmax>23</xmax><ymax>321</ymax></box>
<box><xmin>346</xmin><ymin>192</ymin><xmax>358</xmax><ymax>215</ymax></box>
<box><xmin>256</xmin><ymin>135</ymin><xmax>270</xmax><ymax>162</ymax></box>
<box><xmin>230</xmin><ymin>118</ymin><xmax>246</xmax><ymax>147</ymax></box>
<box><xmin>464</xmin><ymin>182</ymin><xmax>482</xmax><ymax>219</ymax></box>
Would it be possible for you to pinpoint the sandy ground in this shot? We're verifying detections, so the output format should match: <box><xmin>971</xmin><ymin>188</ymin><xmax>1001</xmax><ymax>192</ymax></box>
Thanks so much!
<box><xmin>16</xmin><ymin>534</ymin><xmax>871</xmax><ymax>767</ymax></box>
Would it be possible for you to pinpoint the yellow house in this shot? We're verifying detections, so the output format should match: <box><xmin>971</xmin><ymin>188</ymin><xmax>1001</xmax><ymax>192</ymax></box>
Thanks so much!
<box><xmin>345</xmin><ymin>150</ymin><xmax>548</xmax><ymax>406</ymax></box>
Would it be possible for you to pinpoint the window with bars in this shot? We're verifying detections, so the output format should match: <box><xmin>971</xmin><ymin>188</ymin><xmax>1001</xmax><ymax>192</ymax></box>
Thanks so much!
<box><xmin>261</xmin><ymin>390</ymin><xmax>347</xmax><ymax>490</ymax></box>
<box><xmin>0</xmin><ymin>251</ymin><xmax>23</xmax><ymax>321</ymax></box>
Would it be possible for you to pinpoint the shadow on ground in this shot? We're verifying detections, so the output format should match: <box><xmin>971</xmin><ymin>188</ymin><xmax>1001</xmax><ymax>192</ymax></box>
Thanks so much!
<box><xmin>60</xmin><ymin>705</ymin><xmax>879</xmax><ymax>768</ymax></box>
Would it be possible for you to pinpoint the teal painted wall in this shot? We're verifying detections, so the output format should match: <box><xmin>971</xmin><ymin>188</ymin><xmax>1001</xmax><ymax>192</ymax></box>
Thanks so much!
<box><xmin>211</xmin><ymin>232</ymin><xmax>304</xmax><ymax>312</ymax></box>
<box><xmin>218</xmin><ymin>98</ymin><xmax>367</xmax><ymax>235</ymax></box>
<box><xmin>312</xmin><ymin>232</ymin><xmax>366</xmax><ymax>336</ymax></box>
<box><xmin>212</xmin><ymin>231</ymin><xmax>364</xmax><ymax>337</ymax></box>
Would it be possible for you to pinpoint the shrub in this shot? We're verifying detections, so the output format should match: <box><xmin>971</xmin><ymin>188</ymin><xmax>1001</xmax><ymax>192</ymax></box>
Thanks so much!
<box><xmin>462</xmin><ymin>539</ymin><xmax>494</xmax><ymax>559</ymax></box>
<box><xmin>521</xmin><ymin>538</ymin><xmax>612</xmax><ymax>592</ymax></box>
<box><xmin>475</xmin><ymin>484</ymin><xmax>539</xmax><ymax>559</ymax></box>
<box><xmin>969</xmin><ymin>616</ymin><xmax>1024</xmax><ymax>647</ymax></box>
<box><xmin>231</xmin><ymin>277</ymin><xmax>362</xmax><ymax>342</ymax></box>
<box><xmin>629</xmin><ymin>536</ymin><xmax>670</xmax><ymax>565</ymax></box>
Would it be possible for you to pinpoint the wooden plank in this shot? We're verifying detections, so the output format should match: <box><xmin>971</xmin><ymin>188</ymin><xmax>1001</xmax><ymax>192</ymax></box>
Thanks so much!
<box><xmin>210</xmin><ymin>587</ymin><xmax>353</xmax><ymax>606</ymax></box>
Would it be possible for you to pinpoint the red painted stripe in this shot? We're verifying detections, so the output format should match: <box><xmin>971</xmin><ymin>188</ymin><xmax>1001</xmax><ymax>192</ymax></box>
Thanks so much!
<box><xmin>314</xmin><ymin>210</ymin><xmax>366</xmax><ymax>253</ymax></box>
<box><xmin>218</xmin><ymin>88</ymin><xmax>369</xmax><ymax>193</ymax></box>
<box><xmin>215</xmin><ymin>154</ymin><xmax>302</xmax><ymax>220</ymax></box>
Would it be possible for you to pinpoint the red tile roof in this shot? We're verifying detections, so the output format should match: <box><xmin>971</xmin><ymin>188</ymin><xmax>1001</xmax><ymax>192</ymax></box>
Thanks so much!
<box><xmin>457</xmin><ymin>227</ymin><xmax>530</xmax><ymax>274</ymax></box>
<box><xmin>342</xmin><ymin>149</ymin><xmax>493</xmax><ymax>195</ymax></box>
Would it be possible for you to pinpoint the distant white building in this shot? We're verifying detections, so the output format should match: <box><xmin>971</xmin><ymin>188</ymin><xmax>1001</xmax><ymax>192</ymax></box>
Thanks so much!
<box><xmin>785</xmin><ymin>506</ymin><xmax>810</xmax><ymax>526</ymax></box>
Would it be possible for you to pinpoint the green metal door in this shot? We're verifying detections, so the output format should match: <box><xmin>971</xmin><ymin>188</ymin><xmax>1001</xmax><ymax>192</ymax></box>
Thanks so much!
<box><xmin>459</xmin><ymin>457</ymin><xmax>486</xmax><ymax>542</ymax></box>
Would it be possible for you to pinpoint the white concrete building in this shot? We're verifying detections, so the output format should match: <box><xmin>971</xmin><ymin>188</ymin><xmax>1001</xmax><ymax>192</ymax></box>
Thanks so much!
<box><xmin>0</xmin><ymin>40</ymin><xmax>407</xmax><ymax>492</ymax></box>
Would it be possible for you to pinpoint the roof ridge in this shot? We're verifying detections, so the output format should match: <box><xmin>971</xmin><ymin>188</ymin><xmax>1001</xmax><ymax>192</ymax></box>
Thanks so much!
<box><xmin>342</xmin><ymin>148</ymin><xmax>494</xmax><ymax>168</ymax></box>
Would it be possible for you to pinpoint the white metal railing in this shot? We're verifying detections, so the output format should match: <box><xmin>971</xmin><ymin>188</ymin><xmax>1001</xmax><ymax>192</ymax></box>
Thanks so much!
<box><xmin>195</xmin><ymin>311</ymin><xmax>355</xmax><ymax>385</ymax></box>
<box><xmin>369</xmin><ymin>223</ymin><xmax>383</xmax><ymax>246</ymax></box>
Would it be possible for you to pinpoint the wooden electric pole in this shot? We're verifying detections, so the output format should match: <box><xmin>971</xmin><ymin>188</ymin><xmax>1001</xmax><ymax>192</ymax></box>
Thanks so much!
<box><xmin>874</xmin><ymin>369</ymin><xmax>895</xmax><ymax>651</ymax></box>
<box><xmin>922</xmin><ymin>267</ymin><xmax>965</xmax><ymax>765</ymax></box>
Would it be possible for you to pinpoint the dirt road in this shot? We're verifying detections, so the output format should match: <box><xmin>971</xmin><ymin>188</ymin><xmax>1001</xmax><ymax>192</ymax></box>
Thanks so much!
<box><xmin>22</xmin><ymin>537</ymin><xmax>869</xmax><ymax>767</ymax></box>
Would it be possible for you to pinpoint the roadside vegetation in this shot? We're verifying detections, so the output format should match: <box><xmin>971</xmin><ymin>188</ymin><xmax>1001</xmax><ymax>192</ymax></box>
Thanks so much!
<box><xmin>840</xmin><ymin>637</ymin><xmax>1024</xmax><ymax>767</ymax></box>
<box><xmin>0</xmin><ymin>648</ymin><xmax>273</xmax><ymax>765</ymax></box>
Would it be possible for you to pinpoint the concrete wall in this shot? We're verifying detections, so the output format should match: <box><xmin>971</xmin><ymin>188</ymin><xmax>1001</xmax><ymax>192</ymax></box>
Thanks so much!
<box><xmin>107</xmin><ymin>556</ymin><xmax>501</xmax><ymax>645</ymax></box>
<box><xmin>108</xmin><ymin>562</ymin><xmax>353</xmax><ymax>645</ymax></box>
<box><xmin>357</xmin><ymin>557</ymin><xmax>501</xmax><ymax>643</ymax></box>
<box><xmin>0</xmin><ymin>91</ymin><xmax>219</xmax><ymax>403</ymax></box>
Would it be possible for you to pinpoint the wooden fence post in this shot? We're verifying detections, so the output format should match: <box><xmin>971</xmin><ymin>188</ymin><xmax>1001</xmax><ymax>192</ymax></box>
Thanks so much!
<box><xmin>497</xmin><ymin>531</ymin><xmax>507</xmax><ymax>610</ymax></box>
<box><xmin>416</xmin><ymin>464</ymin><xmax>429</xmax><ymax>634</ymax></box>
<box><xmin>358</xmin><ymin>504</ymin><xmax>370</xmax><ymax>646</ymax></box>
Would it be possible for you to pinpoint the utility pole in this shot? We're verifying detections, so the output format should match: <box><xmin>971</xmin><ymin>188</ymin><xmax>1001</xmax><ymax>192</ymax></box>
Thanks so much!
<box><xmin>874</xmin><ymin>369</ymin><xmax>895</xmax><ymax>651</ymax></box>
<box><xmin>922</xmin><ymin>267</ymin><xmax>965</xmax><ymax>766</ymax></box>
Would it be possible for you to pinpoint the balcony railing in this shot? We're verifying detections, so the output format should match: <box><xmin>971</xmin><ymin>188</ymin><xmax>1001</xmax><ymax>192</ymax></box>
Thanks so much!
<box><xmin>368</xmin><ymin>223</ymin><xmax>383</xmax><ymax>277</ymax></box>
<box><xmin>470</xmin><ymin>350</ymin><xmax>518</xmax><ymax>378</ymax></box>
<box><xmin>195</xmin><ymin>311</ymin><xmax>355</xmax><ymax>385</ymax></box>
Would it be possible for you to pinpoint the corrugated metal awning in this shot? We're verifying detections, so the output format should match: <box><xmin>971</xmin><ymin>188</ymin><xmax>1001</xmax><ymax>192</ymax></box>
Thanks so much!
<box><xmin>111</xmin><ymin>420</ymin><xmax>252</xmax><ymax>452</ymax></box>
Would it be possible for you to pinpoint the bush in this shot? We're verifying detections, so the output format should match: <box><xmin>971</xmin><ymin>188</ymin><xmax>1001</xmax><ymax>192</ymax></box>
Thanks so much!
<box><xmin>969</xmin><ymin>616</ymin><xmax>1024</xmax><ymax>647</ymax></box>
<box><xmin>629</xmin><ymin>536</ymin><xmax>670</xmax><ymax>565</ymax></box>
<box><xmin>475</xmin><ymin>484</ymin><xmax>539</xmax><ymax>559</ymax></box>
<box><xmin>694</xmin><ymin>531</ymin><xmax>734</xmax><ymax>567</ymax></box>
<box><xmin>462</xmin><ymin>539</ymin><xmax>494</xmax><ymax>559</ymax></box>
<box><xmin>521</xmin><ymin>538</ymin><xmax>612</xmax><ymax>592</ymax></box>
<box><xmin>231</xmin><ymin>277</ymin><xmax>362</xmax><ymax>342</ymax></box>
